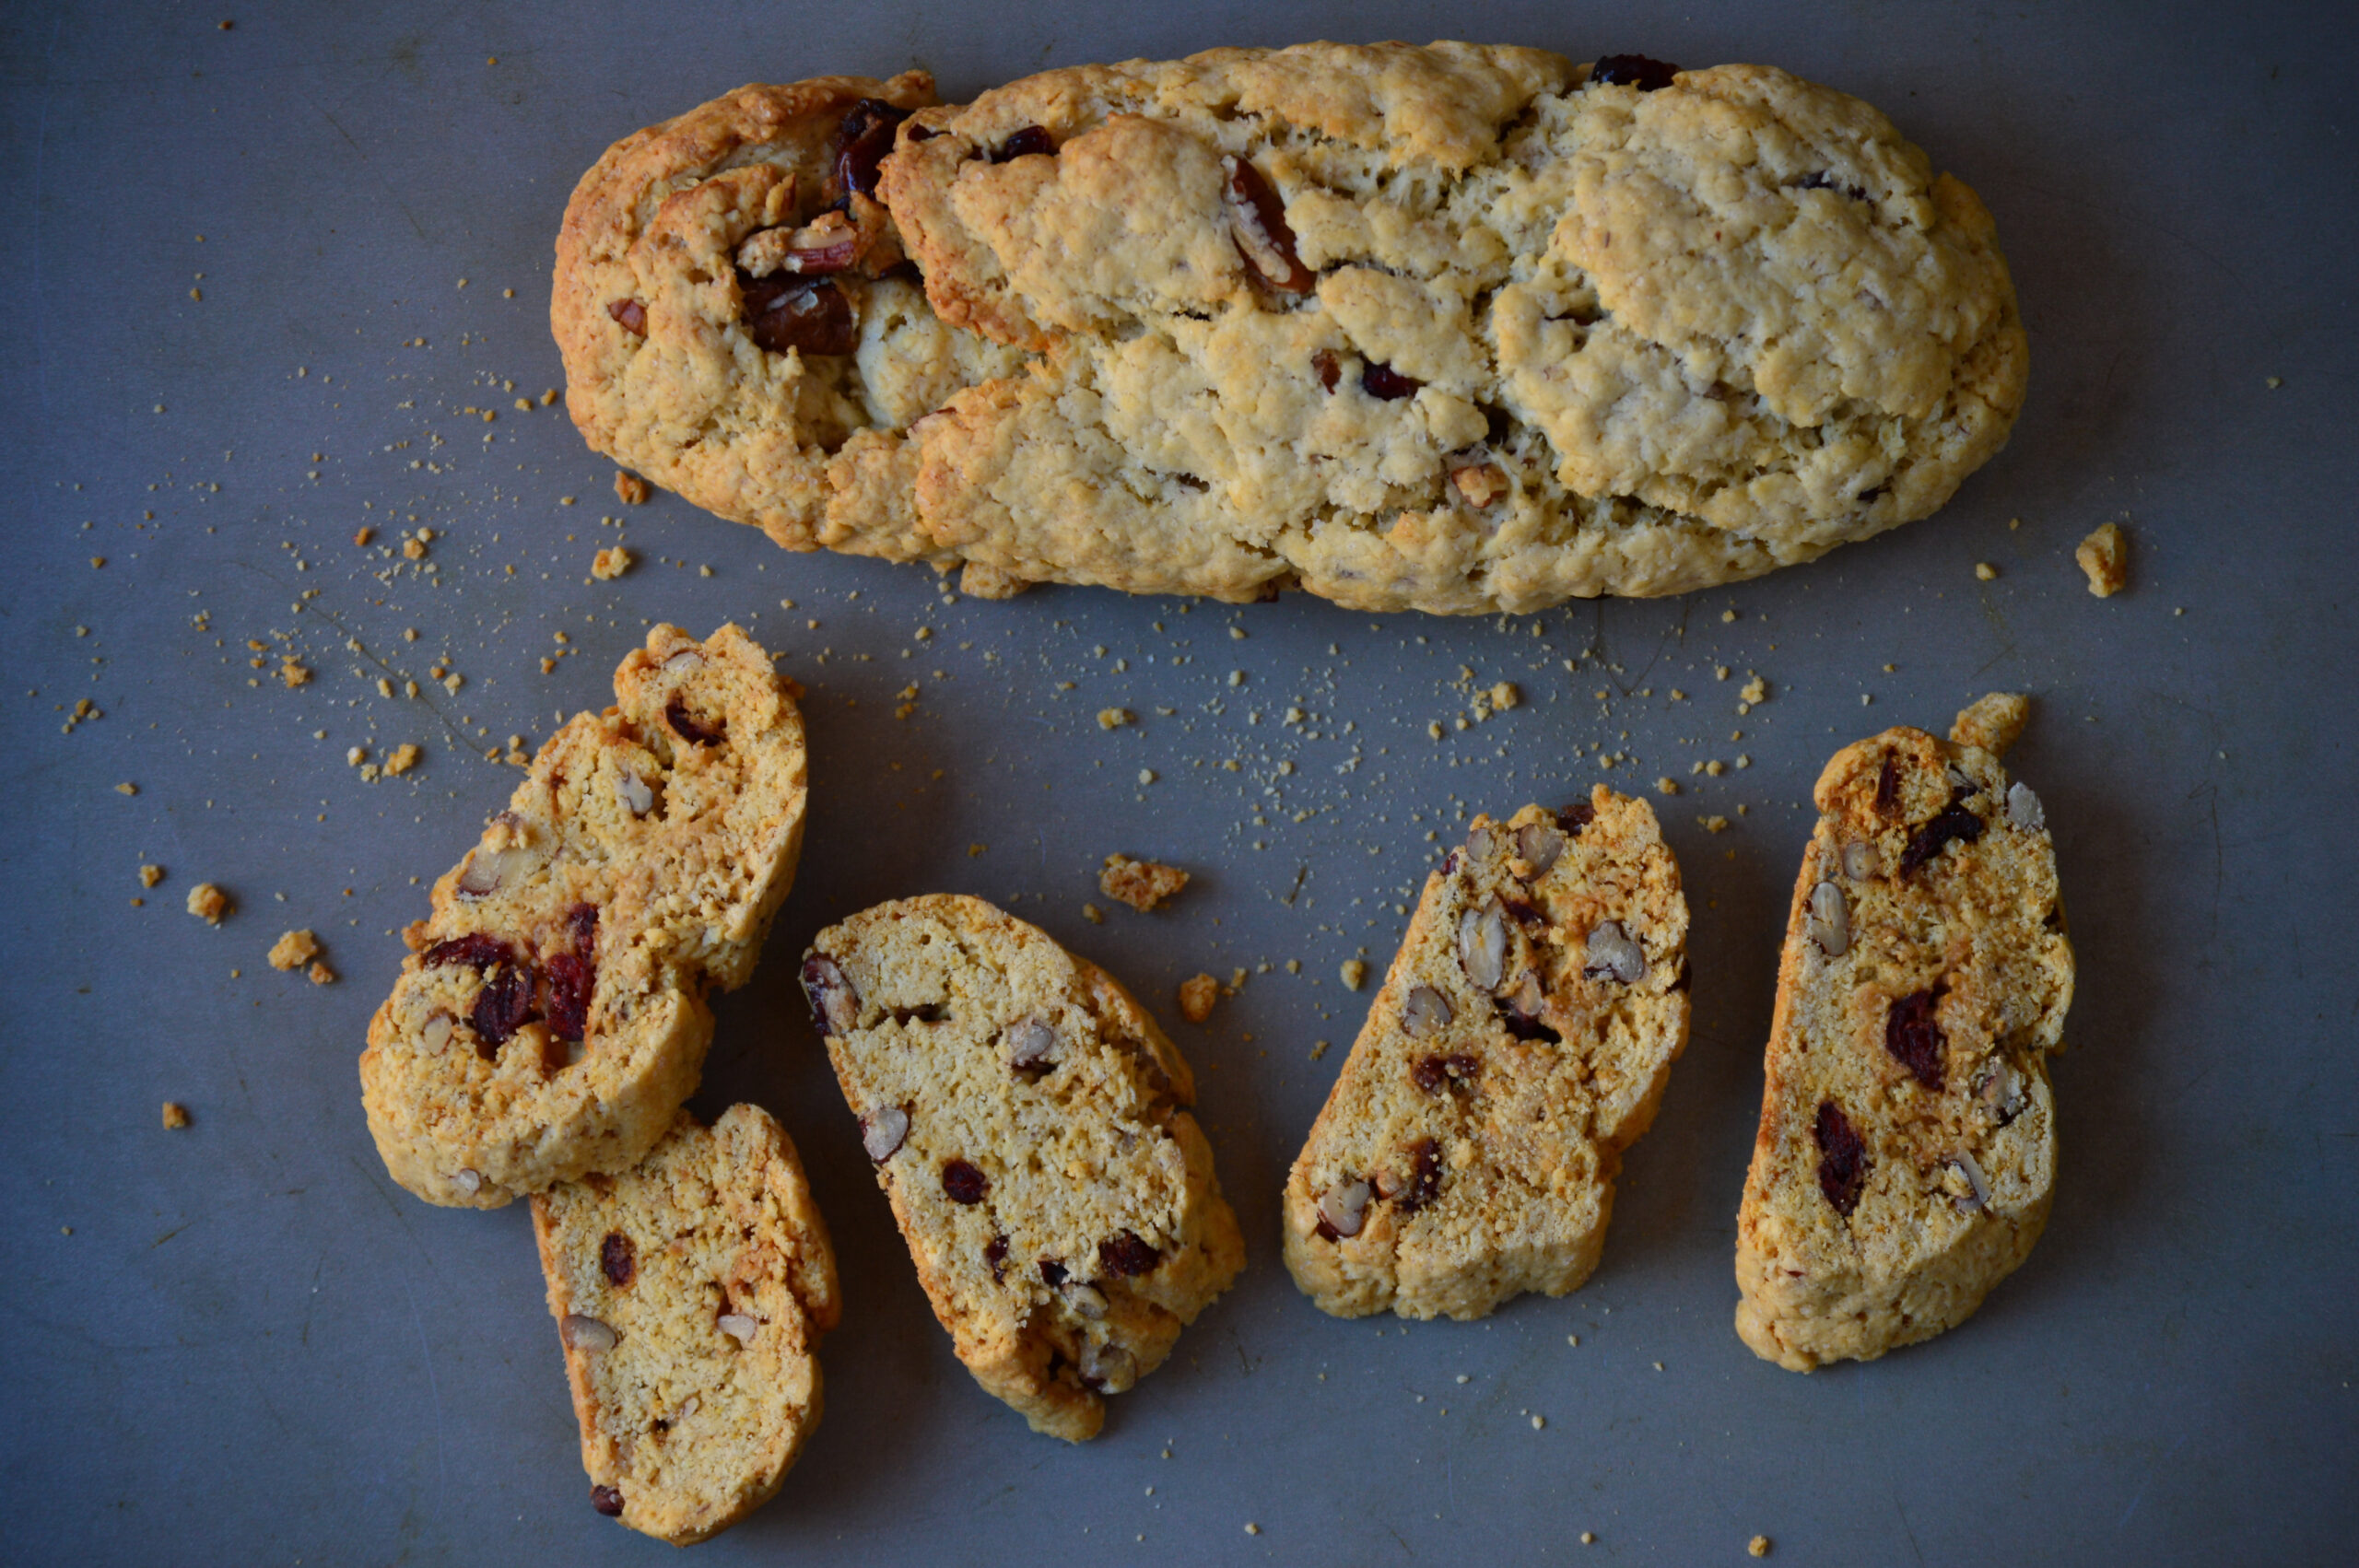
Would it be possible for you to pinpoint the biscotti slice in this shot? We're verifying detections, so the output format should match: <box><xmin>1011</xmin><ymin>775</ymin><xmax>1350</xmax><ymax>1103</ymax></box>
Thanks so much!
<box><xmin>802</xmin><ymin>895</ymin><xmax>1244</xmax><ymax>1440</ymax></box>
<box><xmin>1733</xmin><ymin>695</ymin><xmax>2073</xmax><ymax>1371</ymax></box>
<box><xmin>532</xmin><ymin>1104</ymin><xmax>839</xmax><ymax>1545</ymax></box>
<box><xmin>360</xmin><ymin>624</ymin><xmax>808</xmax><ymax>1208</ymax></box>
<box><xmin>1284</xmin><ymin>790</ymin><xmax>1689</xmax><ymax>1319</ymax></box>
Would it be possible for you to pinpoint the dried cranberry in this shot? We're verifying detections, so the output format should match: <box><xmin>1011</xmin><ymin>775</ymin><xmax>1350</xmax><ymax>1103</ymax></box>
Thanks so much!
<box><xmin>1223</xmin><ymin>155</ymin><xmax>1313</xmax><ymax>294</ymax></box>
<box><xmin>835</xmin><ymin>98</ymin><xmax>910</xmax><ymax>197</ymax></box>
<box><xmin>1556</xmin><ymin>802</ymin><xmax>1596</xmax><ymax>835</ymax></box>
<box><xmin>590</xmin><ymin>1484</ymin><xmax>625</xmax><ymax>1517</ymax></box>
<box><xmin>1411</xmin><ymin>1054</ymin><xmax>1480</xmax><ymax>1094</ymax></box>
<box><xmin>1813</xmin><ymin>1100</ymin><xmax>1869</xmax><ymax>1216</ymax></box>
<box><xmin>942</xmin><ymin>1159</ymin><xmax>988</xmax><ymax>1205</ymax></box>
<box><xmin>1311</xmin><ymin>350</ymin><xmax>1341</xmax><ymax>392</ymax></box>
<box><xmin>543</xmin><ymin>954</ymin><xmax>594</xmax><ymax>1044</ymax></box>
<box><xmin>1500</xmin><ymin>895</ymin><xmax>1545</xmax><ymax>929</ymax></box>
<box><xmin>1440</xmin><ymin>848</ymin><xmax>1461</xmax><ymax>876</ymax></box>
<box><xmin>424</xmin><ymin>932</ymin><xmax>513</xmax><ymax>972</ymax></box>
<box><xmin>992</xmin><ymin>124</ymin><xmax>1055</xmax><ymax>162</ymax></box>
<box><xmin>1098</xmin><ymin>1231</ymin><xmax>1159</xmax><ymax>1277</ymax></box>
<box><xmin>1362</xmin><ymin>362</ymin><xmax>1420</xmax><ymax>401</ymax></box>
<box><xmin>1873</xmin><ymin>753</ymin><xmax>1903</xmax><ymax>817</ymax></box>
<box><xmin>605</xmin><ymin>298</ymin><xmax>647</xmax><ymax>335</ymax></box>
<box><xmin>984</xmin><ymin>1233</ymin><xmax>1009</xmax><ymax>1283</ymax></box>
<box><xmin>468</xmin><ymin>959</ymin><xmax>537</xmax><ymax>1048</ymax></box>
<box><xmin>1396</xmin><ymin>1138</ymin><xmax>1444</xmax><ymax>1212</ymax></box>
<box><xmin>801</xmin><ymin>954</ymin><xmax>861</xmax><ymax>1036</ymax></box>
<box><xmin>740</xmin><ymin>274</ymin><xmax>857</xmax><ymax>357</ymax></box>
<box><xmin>1039</xmin><ymin>1258</ymin><xmax>1069</xmax><ymax>1287</ymax></box>
<box><xmin>663</xmin><ymin>694</ymin><xmax>726</xmax><ymax>746</ymax></box>
<box><xmin>600</xmin><ymin>1231</ymin><xmax>637</xmax><ymax>1288</ymax></box>
<box><xmin>1590</xmin><ymin>54</ymin><xmax>1680</xmax><ymax>90</ymax></box>
<box><xmin>1884</xmin><ymin>989</ymin><xmax>1945</xmax><ymax>1089</ymax></box>
<box><xmin>1897</xmin><ymin>803</ymin><xmax>1985</xmax><ymax>877</ymax></box>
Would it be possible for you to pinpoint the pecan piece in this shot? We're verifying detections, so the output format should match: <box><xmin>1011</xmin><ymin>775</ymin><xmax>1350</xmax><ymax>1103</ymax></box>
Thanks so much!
<box><xmin>1314</xmin><ymin>1178</ymin><xmax>1370</xmax><ymax>1240</ymax></box>
<box><xmin>740</xmin><ymin>275</ymin><xmax>857</xmax><ymax>357</ymax></box>
<box><xmin>800</xmin><ymin>954</ymin><xmax>861</xmax><ymax>1036</ymax></box>
<box><xmin>1401</xmin><ymin>984</ymin><xmax>1453</xmax><ymax>1038</ymax></box>
<box><xmin>605</xmin><ymin>298</ymin><xmax>646</xmax><ymax>335</ymax></box>
<box><xmin>860</xmin><ymin>1105</ymin><xmax>910</xmax><ymax>1163</ymax></box>
<box><xmin>1222</xmin><ymin>155</ymin><xmax>1312</xmax><ymax>294</ymax></box>
<box><xmin>1457</xmin><ymin>897</ymin><xmax>1509</xmax><ymax>991</ymax></box>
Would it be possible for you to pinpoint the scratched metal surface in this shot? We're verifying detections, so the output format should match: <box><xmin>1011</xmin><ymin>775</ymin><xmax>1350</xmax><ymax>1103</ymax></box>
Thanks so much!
<box><xmin>3</xmin><ymin>1</ymin><xmax>2353</xmax><ymax>1562</ymax></box>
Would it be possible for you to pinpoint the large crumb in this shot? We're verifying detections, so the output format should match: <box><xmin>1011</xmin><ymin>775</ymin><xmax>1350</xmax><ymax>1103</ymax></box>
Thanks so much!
<box><xmin>1100</xmin><ymin>853</ymin><xmax>1189</xmax><ymax>911</ymax></box>
<box><xmin>1749</xmin><ymin>1538</ymin><xmax>1772</xmax><ymax>1558</ymax></box>
<box><xmin>2076</xmin><ymin>521</ymin><xmax>2129</xmax><ymax>596</ymax></box>
<box><xmin>308</xmin><ymin>960</ymin><xmax>337</xmax><ymax>986</ymax></box>
<box><xmin>278</xmin><ymin>659</ymin><xmax>311</xmax><ymax>688</ymax></box>
<box><xmin>139</xmin><ymin>864</ymin><xmax>165</xmax><ymax>889</ymax></box>
<box><xmin>1950</xmin><ymin>692</ymin><xmax>2030</xmax><ymax>758</ymax></box>
<box><xmin>614</xmin><ymin>469</ymin><xmax>651</xmax><ymax>505</ymax></box>
<box><xmin>162</xmin><ymin>1102</ymin><xmax>191</xmax><ymax>1129</ymax></box>
<box><xmin>267</xmin><ymin>929</ymin><xmax>321</xmax><ymax>971</ymax></box>
<box><xmin>1096</xmin><ymin>707</ymin><xmax>1134</xmax><ymax>731</ymax></box>
<box><xmin>185</xmin><ymin>883</ymin><xmax>230</xmax><ymax>925</ymax></box>
<box><xmin>1340</xmin><ymin>959</ymin><xmax>1367</xmax><ymax>990</ymax></box>
<box><xmin>592</xmin><ymin>545</ymin><xmax>634</xmax><ymax>580</ymax></box>
<box><xmin>382</xmin><ymin>743</ymin><xmax>423</xmax><ymax>777</ymax></box>
<box><xmin>1178</xmin><ymin>973</ymin><xmax>1219</xmax><ymax>1024</ymax></box>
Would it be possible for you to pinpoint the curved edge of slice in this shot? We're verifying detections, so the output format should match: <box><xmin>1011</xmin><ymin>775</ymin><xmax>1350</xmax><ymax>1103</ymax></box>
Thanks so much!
<box><xmin>804</xmin><ymin>894</ymin><xmax>1243</xmax><ymax>1441</ymax></box>
<box><xmin>1283</xmin><ymin>788</ymin><xmax>1689</xmax><ymax>1320</ymax></box>
<box><xmin>532</xmin><ymin>1104</ymin><xmax>840</xmax><ymax>1545</ymax></box>
<box><xmin>1733</xmin><ymin>695</ymin><xmax>2073</xmax><ymax>1371</ymax></box>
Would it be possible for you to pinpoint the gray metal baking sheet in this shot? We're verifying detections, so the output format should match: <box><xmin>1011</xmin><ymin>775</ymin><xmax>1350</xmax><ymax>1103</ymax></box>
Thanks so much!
<box><xmin>5</xmin><ymin>1</ymin><xmax>2353</xmax><ymax>1561</ymax></box>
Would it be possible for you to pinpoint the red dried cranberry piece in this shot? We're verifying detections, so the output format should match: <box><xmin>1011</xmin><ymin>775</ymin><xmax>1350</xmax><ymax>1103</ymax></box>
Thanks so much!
<box><xmin>836</xmin><ymin>98</ymin><xmax>910</xmax><ymax>197</ymax></box>
<box><xmin>1813</xmin><ymin>1100</ymin><xmax>1869</xmax><ymax>1216</ymax></box>
<box><xmin>1411</xmin><ymin>1054</ymin><xmax>1481</xmax><ymax>1094</ymax></box>
<box><xmin>1098</xmin><ymin>1231</ymin><xmax>1159</xmax><ymax>1277</ymax></box>
<box><xmin>424</xmin><ymin>932</ymin><xmax>513</xmax><ymax>972</ymax></box>
<box><xmin>740</xmin><ymin>275</ymin><xmax>857</xmax><ymax>357</ymax></box>
<box><xmin>1500</xmin><ymin>895</ymin><xmax>1545</xmax><ymax>929</ymax></box>
<box><xmin>1039</xmin><ymin>1258</ymin><xmax>1068</xmax><ymax>1287</ymax></box>
<box><xmin>590</xmin><ymin>1484</ymin><xmax>625</xmax><ymax>1517</ymax></box>
<box><xmin>984</xmin><ymin>1233</ymin><xmax>1009</xmax><ymax>1283</ymax></box>
<box><xmin>1590</xmin><ymin>54</ymin><xmax>1680</xmax><ymax>90</ymax></box>
<box><xmin>663</xmin><ymin>694</ymin><xmax>726</xmax><ymax>746</ymax></box>
<box><xmin>542</xmin><ymin>953</ymin><xmax>594</xmax><ymax>1044</ymax></box>
<box><xmin>800</xmin><ymin>954</ymin><xmax>861</xmax><ymax>1035</ymax></box>
<box><xmin>1897</xmin><ymin>803</ymin><xmax>1985</xmax><ymax>877</ymax></box>
<box><xmin>468</xmin><ymin>959</ymin><xmax>537</xmax><ymax>1048</ymax></box>
<box><xmin>1884</xmin><ymin>989</ymin><xmax>1946</xmax><ymax>1089</ymax></box>
<box><xmin>992</xmin><ymin>124</ymin><xmax>1056</xmax><ymax>162</ymax></box>
<box><xmin>1873</xmin><ymin>753</ymin><xmax>1903</xmax><ymax>817</ymax></box>
<box><xmin>1396</xmin><ymin>1138</ymin><xmax>1444</xmax><ymax>1211</ymax></box>
<box><xmin>1311</xmin><ymin>349</ymin><xmax>1341</xmax><ymax>392</ymax></box>
<box><xmin>1223</xmin><ymin>155</ymin><xmax>1313</xmax><ymax>294</ymax></box>
<box><xmin>1361</xmin><ymin>362</ymin><xmax>1420</xmax><ymax>401</ymax></box>
<box><xmin>1440</xmin><ymin>847</ymin><xmax>1461</xmax><ymax>876</ymax></box>
<box><xmin>606</xmin><ymin>298</ymin><xmax>647</xmax><ymax>335</ymax></box>
<box><xmin>942</xmin><ymin>1159</ymin><xmax>988</xmax><ymax>1205</ymax></box>
<box><xmin>600</xmin><ymin>1230</ymin><xmax>636</xmax><ymax>1288</ymax></box>
<box><xmin>1556</xmin><ymin>802</ymin><xmax>1597</xmax><ymax>835</ymax></box>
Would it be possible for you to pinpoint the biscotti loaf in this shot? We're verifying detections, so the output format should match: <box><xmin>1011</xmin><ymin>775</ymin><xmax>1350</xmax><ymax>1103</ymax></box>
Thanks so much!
<box><xmin>1732</xmin><ymin>695</ymin><xmax>2073</xmax><ymax>1371</ymax></box>
<box><xmin>554</xmin><ymin>44</ymin><xmax>2024</xmax><ymax>612</ymax></box>
<box><xmin>360</xmin><ymin>625</ymin><xmax>808</xmax><ymax>1208</ymax></box>
<box><xmin>1284</xmin><ymin>790</ymin><xmax>1689</xmax><ymax>1319</ymax></box>
<box><xmin>803</xmin><ymin>895</ymin><xmax>1243</xmax><ymax>1440</ymax></box>
<box><xmin>533</xmin><ymin>1104</ymin><xmax>839</xmax><ymax>1544</ymax></box>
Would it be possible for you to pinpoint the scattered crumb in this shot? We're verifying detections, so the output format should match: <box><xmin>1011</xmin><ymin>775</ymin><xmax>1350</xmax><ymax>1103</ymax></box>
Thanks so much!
<box><xmin>1179</xmin><ymin>973</ymin><xmax>1219</xmax><ymax>1024</ymax></box>
<box><xmin>968</xmin><ymin>842</ymin><xmax>987</xmax><ymax>858</ymax></box>
<box><xmin>1341</xmin><ymin>959</ymin><xmax>1367</xmax><ymax>990</ymax></box>
<box><xmin>1082</xmin><ymin>903</ymin><xmax>1105</xmax><ymax>925</ymax></box>
<box><xmin>267</xmin><ymin>929</ymin><xmax>320</xmax><ymax>971</ymax></box>
<box><xmin>592</xmin><ymin>546</ymin><xmax>634</xmax><ymax>580</ymax></box>
<box><xmin>2076</xmin><ymin>521</ymin><xmax>2129</xmax><ymax>597</ymax></box>
<box><xmin>1739</xmin><ymin>674</ymin><xmax>1767</xmax><ymax>706</ymax></box>
<box><xmin>139</xmin><ymin>864</ymin><xmax>165</xmax><ymax>888</ymax></box>
<box><xmin>279</xmin><ymin>659</ymin><xmax>311</xmax><ymax>687</ymax></box>
<box><xmin>402</xmin><ymin>536</ymin><xmax>428</xmax><ymax>560</ymax></box>
<box><xmin>1487</xmin><ymin>681</ymin><xmax>1520</xmax><ymax>711</ymax></box>
<box><xmin>1310</xmin><ymin>1039</ymin><xmax>1331</xmax><ymax>1060</ymax></box>
<box><xmin>1096</xmin><ymin>707</ymin><xmax>1134</xmax><ymax>731</ymax></box>
<box><xmin>2265</xmin><ymin>375</ymin><xmax>2283</xmax><ymax>390</ymax></box>
<box><xmin>308</xmin><ymin>960</ymin><xmax>336</xmax><ymax>985</ymax></box>
<box><xmin>1243</xmin><ymin>1524</ymin><xmax>1261</xmax><ymax>1537</ymax></box>
<box><xmin>1655</xmin><ymin>777</ymin><xmax>1679</xmax><ymax>796</ymax></box>
<box><xmin>1975</xmin><ymin>561</ymin><xmax>1998</xmax><ymax>581</ymax></box>
<box><xmin>614</xmin><ymin>470</ymin><xmax>651</xmax><ymax>505</ymax></box>
<box><xmin>1567</xmin><ymin>1334</ymin><xmax>1579</xmax><ymax>1346</ymax></box>
<box><xmin>383</xmin><ymin>743</ymin><xmax>422</xmax><ymax>777</ymax></box>
<box><xmin>1700</xmin><ymin>815</ymin><xmax>1730</xmax><ymax>833</ymax></box>
<box><xmin>353</xmin><ymin>526</ymin><xmax>374</xmax><ymax>546</ymax></box>
<box><xmin>1582</xmin><ymin>1532</ymin><xmax>1597</xmax><ymax>1546</ymax></box>
<box><xmin>1100</xmin><ymin>853</ymin><xmax>1189</xmax><ymax>911</ymax></box>
<box><xmin>115</xmin><ymin>781</ymin><xmax>138</xmax><ymax>796</ymax></box>
<box><xmin>185</xmin><ymin>883</ymin><xmax>230</xmax><ymax>924</ymax></box>
<box><xmin>1750</xmin><ymin>1537</ymin><xmax>1773</xmax><ymax>1558</ymax></box>
<box><xmin>162</xmin><ymin>1101</ymin><xmax>190</xmax><ymax>1129</ymax></box>
<box><xmin>1950</xmin><ymin>692</ymin><xmax>2030</xmax><ymax>757</ymax></box>
<box><xmin>1531</xmin><ymin>1414</ymin><xmax>1545</xmax><ymax>1430</ymax></box>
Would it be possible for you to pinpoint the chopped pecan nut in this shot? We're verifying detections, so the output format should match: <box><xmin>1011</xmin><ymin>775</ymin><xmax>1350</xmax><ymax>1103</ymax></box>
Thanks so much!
<box><xmin>1222</xmin><ymin>155</ymin><xmax>1312</xmax><ymax>294</ymax></box>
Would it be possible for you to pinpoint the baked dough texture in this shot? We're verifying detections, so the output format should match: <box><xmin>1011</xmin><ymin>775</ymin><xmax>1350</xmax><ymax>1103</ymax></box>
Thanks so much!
<box><xmin>553</xmin><ymin>45</ymin><xmax>2026</xmax><ymax>612</ymax></box>
<box><xmin>804</xmin><ymin>895</ymin><xmax>1243</xmax><ymax>1440</ymax></box>
<box><xmin>359</xmin><ymin>625</ymin><xmax>809</xmax><ymax>1209</ymax></box>
<box><xmin>533</xmin><ymin>1105</ymin><xmax>839</xmax><ymax>1544</ymax></box>
<box><xmin>1733</xmin><ymin>696</ymin><xmax>2073</xmax><ymax>1370</ymax></box>
<box><xmin>1284</xmin><ymin>790</ymin><xmax>1689</xmax><ymax>1319</ymax></box>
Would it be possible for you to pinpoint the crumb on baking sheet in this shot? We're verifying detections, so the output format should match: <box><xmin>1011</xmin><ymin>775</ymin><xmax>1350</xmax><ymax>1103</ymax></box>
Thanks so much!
<box><xmin>308</xmin><ymin>960</ymin><xmax>336</xmax><ymax>985</ymax></box>
<box><xmin>1096</xmin><ymin>707</ymin><xmax>1134</xmax><ymax>731</ymax></box>
<box><xmin>267</xmin><ymin>930</ymin><xmax>320</xmax><ymax>971</ymax></box>
<box><xmin>383</xmin><ymin>743</ymin><xmax>422</xmax><ymax>777</ymax></box>
<box><xmin>1950</xmin><ymin>692</ymin><xmax>2030</xmax><ymax>757</ymax></box>
<box><xmin>2077</xmin><ymin>521</ymin><xmax>2129</xmax><ymax>596</ymax></box>
<box><xmin>139</xmin><ymin>864</ymin><xmax>165</xmax><ymax>888</ymax></box>
<box><xmin>186</xmin><ymin>883</ymin><xmax>230</xmax><ymax>924</ymax></box>
<box><xmin>1100</xmin><ymin>853</ymin><xmax>1189</xmax><ymax>911</ymax></box>
<box><xmin>162</xmin><ymin>1102</ymin><xmax>190</xmax><ymax>1129</ymax></box>
<box><xmin>1179</xmin><ymin>974</ymin><xmax>1219</xmax><ymax>1024</ymax></box>
<box><xmin>1341</xmin><ymin>959</ymin><xmax>1367</xmax><ymax>990</ymax></box>
<box><xmin>279</xmin><ymin>659</ymin><xmax>311</xmax><ymax>687</ymax></box>
<box><xmin>1749</xmin><ymin>1537</ymin><xmax>1773</xmax><ymax>1558</ymax></box>
<box><xmin>614</xmin><ymin>469</ymin><xmax>651</xmax><ymax>505</ymax></box>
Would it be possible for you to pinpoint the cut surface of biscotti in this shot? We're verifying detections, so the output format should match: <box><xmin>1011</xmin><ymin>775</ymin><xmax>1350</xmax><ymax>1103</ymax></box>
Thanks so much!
<box><xmin>1284</xmin><ymin>790</ymin><xmax>1689</xmax><ymax>1319</ymax></box>
<box><xmin>360</xmin><ymin>624</ymin><xmax>809</xmax><ymax>1208</ymax></box>
<box><xmin>1733</xmin><ymin>695</ymin><xmax>2072</xmax><ymax>1371</ymax></box>
<box><xmin>532</xmin><ymin>1104</ymin><xmax>839</xmax><ymax>1545</ymax></box>
<box><xmin>803</xmin><ymin>895</ymin><xmax>1243</xmax><ymax>1441</ymax></box>
<box><xmin>554</xmin><ymin>45</ymin><xmax>2023</xmax><ymax>614</ymax></box>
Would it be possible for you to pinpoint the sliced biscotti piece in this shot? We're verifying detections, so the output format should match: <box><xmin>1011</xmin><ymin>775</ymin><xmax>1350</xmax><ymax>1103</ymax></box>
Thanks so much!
<box><xmin>532</xmin><ymin>1104</ymin><xmax>839</xmax><ymax>1545</ymax></box>
<box><xmin>1284</xmin><ymin>790</ymin><xmax>1689</xmax><ymax>1319</ymax></box>
<box><xmin>1733</xmin><ymin>696</ymin><xmax>2073</xmax><ymax>1371</ymax></box>
<box><xmin>360</xmin><ymin>624</ymin><xmax>808</xmax><ymax>1208</ymax></box>
<box><xmin>803</xmin><ymin>895</ymin><xmax>1244</xmax><ymax>1441</ymax></box>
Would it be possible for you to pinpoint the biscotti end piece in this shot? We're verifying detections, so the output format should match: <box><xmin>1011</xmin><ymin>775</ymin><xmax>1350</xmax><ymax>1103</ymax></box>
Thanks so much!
<box><xmin>532</xmin><ymin>1105</ymin><xmax>839</xmax><ymax>1545</ymax></box>
<box><xmin>1284</xmin><ymin>789</ymin><xmax>1689</xmax><ymax>1320</ymax></box>
<box><xmin>360</xmin><ymin>624</ymin><xmax>809</xmax><ymax>1208</ymax></box>
<box><xmin>1734</xmin><ymin>708</ymin><xmax>2072</xmax><ymax>1371</ymax></box>
<box><xmin>1948</xmin><ymin>690</ymin><xmax>2029</xmax><ymax>757</ymax></box>
<box><xmin>804</xmin><ymin>895</ymin><xmax>1243</xmax><ymax>1441</ymax></box>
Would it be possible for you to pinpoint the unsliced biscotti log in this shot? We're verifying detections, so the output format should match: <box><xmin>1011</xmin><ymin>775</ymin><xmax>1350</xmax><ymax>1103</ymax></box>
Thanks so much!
<box><xmin>553</xmin><ymin>44</ymin><xmax>2025</xmax><ymax>613</ymax></box>
<box><xmin>359</xmin><ymin>624</ymin><xmax>808</xmax><ymax>1208</ymax></box>
<box><xmin>1284</xmin><ymin>790</ymin><xmax>1689</xmax><ymax>1319</ymax></box>
<box><xmin>1733</xmin><ymin>694</ymin><xmax>2073</xmax><ymax>1371</ymax></box>
<box><xmin>532</xmin><ymin>1105</ymin><xmax>839</xmax><ymax>1545</ymax></box>
<box><xmin>802</xmin><ymin>895</ymin><xmax>1243</xmax><ymax>1441</ymax></box>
